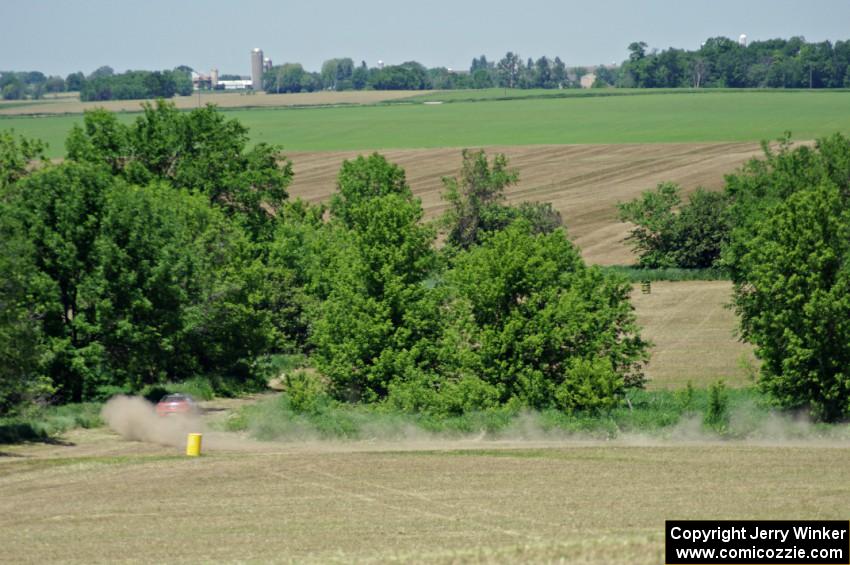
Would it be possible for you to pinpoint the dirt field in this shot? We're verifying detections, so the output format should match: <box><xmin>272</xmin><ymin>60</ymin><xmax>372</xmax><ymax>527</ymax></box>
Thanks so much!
<box><xmin>2</xmin><ymin>425</ymin><xmax>848</xmax><ymax>564</ymax></box>
<box><xmin>632</xmin><ymin>281</ymin><xmax>755</xmax><ymax>389</ymax></box>
<box><xmin>0</xmin><ymin>90</ymin><xmax>423</xmax><ymax>116</ymax></box>
<box><xmin>286</xmin><ymin>142</ymin><xmax>764</xmax><ymax>265</ymax></box>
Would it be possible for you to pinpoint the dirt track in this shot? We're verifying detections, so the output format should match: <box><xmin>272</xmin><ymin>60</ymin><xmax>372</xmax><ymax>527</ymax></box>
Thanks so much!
<box><xmin>286</xmin><ymin>142</ymin><xmax>764</xmax><ymax>264</ymax></box>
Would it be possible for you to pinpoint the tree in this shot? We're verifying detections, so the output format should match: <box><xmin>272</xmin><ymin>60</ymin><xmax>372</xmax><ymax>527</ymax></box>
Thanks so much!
<box><xmin>438</xmin><ymin>222</ymin><xmax>648</xmax><ymax>410</ymax></box>
<box><xmin>629</xmin><ymin>42</ymin><xmax>648</xmax><ymax>62</ymax></box>
<box><xmin>2</xmin><ymin>80</ymin><xmax>23</xmax><ymax>100</ymax></box>
<box><xmin>66</xmin><ymin>101</ymin><xmax>293</xmax><ymax>241</ymax></box>
<box><xmin>89</xmin><ymin>65</ymin><xmax>114</xmax><ymax>79</ymax></box>
<box><xmin>45</xmin><ymin>76</ymin><xmax>66</xmax><ymax>93</ymax></box>
<box><xmin>3</xmin><ymin>162</ymin><xmax>274</xmax><ymax>402</ymax></box>
<box><xmin>312</xmin><ymin>155</ymin><xmax>437</xmax><ymax>402</ymax></box>
<box><xmin>65</xmin><ymin>72</ymin><xmax>85</xmax><ymax>92</ymax></box>
<box><xmin>330</xmin><ymin>153</ymin><xmax>411</xmax><ymax>227</ymax></box>
<box><xmin>733</xmin><ymin>182</ymin><xmax>850</xmax><ymax>421</ymax></box>
<box><xmin>441</xmin><ymin>149</ymin><xmax>519</xmax><ymax>249</ymax></box>
<box><xmin>723</xmin><ymin>134</ymin><xmax>850</xmax><ymax>421</ymax></box>
<box><xmin>0</xmin><ymin>211</ymin><xmax>53</xmax><ymax>411</ymax></box>
<box><xmin>497</xmin><ymin>52</ymin><xmax>522</xmax><ymax>88</ymax></box>
<box><xmin>320</xmin><ymin>58</ymin><xmax>354</xmax><ymax>90</ymax></box>
<box><xmin>618</xmin><ymin>182</ymin><xmax>728</xmax><ymax>268</ymax></box>
<box><xmin>369</xmin><ymin>62</ymin><xmax>430</xmax><ymax>90</ymax></box>
<box><xmin>470</xmin><ymin>69</ymin><xmax>491</xmax><ymax>89</ymax></box>
<box><xmin>264</xmin><ymin>63</ymin><xmax>306</xmax><ymax>93</ymax></box>
<box><xmin>1</xmin><ymin>130</ymin><xmax>46</xmax><ymax>192</ymax></box>
<box><xmin>352</xmin><ymin>61</ymin><xmax>368</xmax><ymax>90</ymax></box>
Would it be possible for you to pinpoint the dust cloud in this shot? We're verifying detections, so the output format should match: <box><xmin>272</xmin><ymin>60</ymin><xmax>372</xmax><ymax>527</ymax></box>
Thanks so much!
<box><xmin>101</xmin><ymin>395</ymin><xmax>849</xmax><ymax>455</ymax></box>
<box><xmin>101</xmin><ymin>396</ymin><xmax>203</xmax><ymax>447</ymax></box>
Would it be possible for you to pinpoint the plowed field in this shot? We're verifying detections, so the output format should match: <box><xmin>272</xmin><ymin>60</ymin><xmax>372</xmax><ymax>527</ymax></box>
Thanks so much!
<box><xmin>287</xmin><ymin>142</ymin><xmax>763</xmax><ymax>265</ymax></box>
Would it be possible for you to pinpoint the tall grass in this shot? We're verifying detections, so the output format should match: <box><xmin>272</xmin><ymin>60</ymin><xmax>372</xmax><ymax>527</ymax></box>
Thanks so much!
<box><xmin>601</xmin><ymin>265</ymin><xmax>730</xmax><ymax>282</ymax></box>
<box><xmin>221</xmin><ymin>386</ymin><xmax>847</xmax><ymax>442</ymax></box>
<box><xmin>0</xmin><ymin>403</ymin><xmax>103</xmax><ymax>443</ymax></box>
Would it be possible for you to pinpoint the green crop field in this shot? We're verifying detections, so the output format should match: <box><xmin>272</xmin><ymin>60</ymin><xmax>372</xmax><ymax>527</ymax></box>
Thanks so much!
<box><xmin>2</xmin><ymin>90</ymin><xmax>849</xmax><ymax>158</ymax></box>
<box><xmin>404</xmin><ymin>86</ymin><xmax>844</xmax><ymax>103</ymax></box>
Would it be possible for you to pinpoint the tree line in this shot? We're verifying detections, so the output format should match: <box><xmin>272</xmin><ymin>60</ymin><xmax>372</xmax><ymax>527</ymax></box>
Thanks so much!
<box><xmin>4</xmin><ymin>104</ymin><xmax>850</xmax><ymax>422</ymax></box>
<box><xmin>0</xmin><ymin>102</ymin><xmax>647</xmax><ymax>417</ymax></box>
<box><xmin>619</xmin><ymin>36</ymin><xmax>850</xmax><ymax>88</ymax></box>
<box><xmin>262</xmin><ymin>56</ymin><xmax>592</xmax><ymax>93</ymax></box>
<box><xmin>5</xmin><ymin>35</ymin><xmax>848</xmax><ymax>102</ymax></box>
<box><xmin>0</xmin><ymin>66</ymin><xmax>193</xmax><ymax>101</ymax></box>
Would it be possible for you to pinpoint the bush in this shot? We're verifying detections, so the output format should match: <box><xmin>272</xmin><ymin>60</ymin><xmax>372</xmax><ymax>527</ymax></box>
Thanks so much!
<box><xmin>704</xmin><ymin>381</ymin><xmax>729</xmax><ymax>432</ymax></box>
<box><xmin>555</xmin><ymin>358</ymin><xmax>623</xmax><ymax>413</ymax></box>
<box><xmin>386</xmin><ymin>375</ymin><xmax>501</xmax><ymax>416</ymax></box>
<box><xmin>0</xmin><ymin>402</ymin><xmax>103</xmax><ymax>443</ymax></box>
<box><xmin>284</xmin><ymin>371</ymin><xmax>330</xmax><ymax>414</ymax></box>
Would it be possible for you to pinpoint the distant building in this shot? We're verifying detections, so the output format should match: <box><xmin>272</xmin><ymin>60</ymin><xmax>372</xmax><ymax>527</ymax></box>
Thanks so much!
<box><xmin>251</xmin><ymin>48</ymin><xmax>264</xmax><ymax>91</ymax></box>
<box><xmin>189</xmin><ymin>48</ymin><xmax>269</xmax><ymax>92</ymax></box>
<box><xmin>192</xmin><ymin>68</ymin><xmax>231</xmax><ymax>90</ymax></box>
<box><xmin>738</xmin><ymin>34</ymin><xmax>748</xmax><ymax>47</ymax></box>
<box><xmin>580</xmin><ymin>73</ymin><xmax>597</xmax><ymax>89</ymax></box>
<box><xmin>218</xmin><ymin>79</ymin><xmax>254</xmax><ymax>90</ymax></box>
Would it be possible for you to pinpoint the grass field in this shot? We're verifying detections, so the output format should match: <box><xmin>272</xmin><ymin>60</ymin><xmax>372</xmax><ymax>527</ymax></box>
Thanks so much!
<box><xmin>0</xmin><ymin>90</ymin><xmax>423</xmax><ymax>116</ymax></box>
<box><xmin>2</xmin><ymin>425</ymin><xmax>848</xmax><ymax>563</ymax></box>
<box><xmin>404</xmin><ymin>86</ymin><xmax>850</xmax><ymax>103</ymax></box>
<box><xmin>632</xmin><ymin>281</ymin><xmax>754</xmax><ymax>388</ymax></box>
<box><xmin>1</xmin><ymin>90</ymin><xmax>847</xmax><ymax>158</ymax></box>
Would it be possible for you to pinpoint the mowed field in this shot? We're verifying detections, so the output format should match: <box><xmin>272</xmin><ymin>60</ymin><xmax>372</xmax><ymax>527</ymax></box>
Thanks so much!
<box><xmin>2</xmin><ymin>427</ymin><xmax>849</xmax><ymax>564</ymax></box>
<box><xmin>632</xmin><ymin>281</ymin><xmax>754</xmax><ymax>388</ymax></box>
<box><xmin>1</xmin><ymin>90</ymin><xmax>847</xmax><ymax>158</ymax></box>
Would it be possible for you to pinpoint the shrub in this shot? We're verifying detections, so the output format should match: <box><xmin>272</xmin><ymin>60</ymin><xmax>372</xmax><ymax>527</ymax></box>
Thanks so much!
<box><xmin>704</xmin><ymin>381</ymin><xmax>729</xmax><ymax>432</ymax></box>
<box><xmin>284</xmin><ymin>371</ymin><xmax>331</xmax><ymax>414</ymax></box>
<box><xmin>554</xmin><ymin>358</ymin><xmax>623</xmax><ymax>413</ymax></box>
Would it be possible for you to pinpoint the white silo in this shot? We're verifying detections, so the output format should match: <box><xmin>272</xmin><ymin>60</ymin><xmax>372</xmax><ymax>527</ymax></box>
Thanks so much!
<box><xmin>210</xmin><ymin>68</ymin><xmax>219</xmax><ymax>88</ymax></box>
<box><xmin>251</xmin><ymin>48</ymin><xmax>264</xmax><ymax>91</ymax></box>
<box><xmin>738</xmin><ymin>34</ymin><xmax>748</xmax><ymax>47</ymax></box>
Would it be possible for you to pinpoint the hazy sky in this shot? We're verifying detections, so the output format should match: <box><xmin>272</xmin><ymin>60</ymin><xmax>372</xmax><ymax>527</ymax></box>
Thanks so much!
<box><xmin>3</xmin><ymin>0</ymin><xmax>850</xmax><ymax>76</ymax></box>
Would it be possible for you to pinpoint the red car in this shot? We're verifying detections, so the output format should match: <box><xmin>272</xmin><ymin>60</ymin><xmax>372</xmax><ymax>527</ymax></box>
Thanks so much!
<box><xmin>155</xmin><ymin>393</ymin><xmax>199</xmax><ymax>417</ymax></box>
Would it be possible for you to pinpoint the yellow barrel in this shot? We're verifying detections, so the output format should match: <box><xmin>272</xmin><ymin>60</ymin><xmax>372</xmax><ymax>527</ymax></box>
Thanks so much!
<box><xmin>186</xmin><ymin>433</ymin><xmax>203</xmax><ymax>456</ymax></box>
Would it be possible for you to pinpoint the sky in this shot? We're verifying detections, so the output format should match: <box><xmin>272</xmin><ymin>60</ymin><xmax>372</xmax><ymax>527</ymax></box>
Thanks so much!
<box><xmin>3</xmin><ymin>0</ymin><xmax>850</xmax><ymax>76</ymax></box>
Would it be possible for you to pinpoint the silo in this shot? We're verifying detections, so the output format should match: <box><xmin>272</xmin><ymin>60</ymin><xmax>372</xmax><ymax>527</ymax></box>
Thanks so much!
<box><xmin>251</xmin><ymin>48</ymin><xmax>264</xmax><ymax>91</ymax></box>
<box><xmin>210</xmin><ymin>68</ymin><xmax>219</xmax><ymax>88</ymax></box>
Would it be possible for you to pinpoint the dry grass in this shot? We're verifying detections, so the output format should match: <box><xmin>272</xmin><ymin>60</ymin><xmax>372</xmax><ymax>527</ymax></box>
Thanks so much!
<box><xmin>632</xmin><ymin>281</ymin><xmax>756</xmax><ymax>389</ymax></box>
<box><xmin>0</xmin><ymin>90</ymin><xmax>424</xmax><ymax>116</ymax></box>
<box><xmin>286</xmin><ymin>142</ymin><xmax>763</xmax><ymax>265</ymax></box>
<box><xmin>2</xmin><ymin>428</ymin><xmax>848</xmax><ymax>564</ymax></box>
